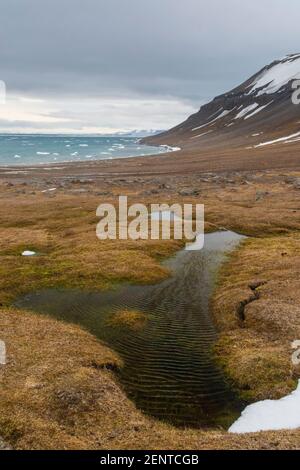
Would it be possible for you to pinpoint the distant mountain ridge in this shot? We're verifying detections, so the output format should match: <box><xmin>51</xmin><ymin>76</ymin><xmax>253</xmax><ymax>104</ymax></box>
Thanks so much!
<box><xmin>143</xmin><ymin>54</ymin><xmax>300</xmax><ymax>152</ymax></box>
<box><xmin>117</xmin><ymin>129</ymin><xmax>165</xmax><ymax>138</ymax></box>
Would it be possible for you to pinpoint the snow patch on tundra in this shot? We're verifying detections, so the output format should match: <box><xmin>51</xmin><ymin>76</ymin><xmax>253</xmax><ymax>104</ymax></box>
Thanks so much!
<box><xmin>22</xmin><ymin>250</ymin><xmax>36</xmax><ymax>256</ymax></box>
<box><xmin>229</xmin><ymin>381</ymin><xmax>300</xmax><ymax>434</ymax></box>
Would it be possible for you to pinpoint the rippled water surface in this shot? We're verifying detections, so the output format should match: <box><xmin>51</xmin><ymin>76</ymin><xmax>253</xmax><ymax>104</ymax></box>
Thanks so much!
<box><xmin>16</xmin><ymin>231</ymin><xmax>245</xmax><ymax>428</ymax></box>
<box><xmin>0</xmin><ymin>134</ymin><xmax>172</xmax><ymax>166</ymax></box>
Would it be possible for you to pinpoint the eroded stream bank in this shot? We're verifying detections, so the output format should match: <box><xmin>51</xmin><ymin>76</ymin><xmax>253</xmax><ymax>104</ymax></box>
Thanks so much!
<box><xmin>16</xmin><ymin>231</ymin><xmax>245</xmax><ymax>428</ymax></box>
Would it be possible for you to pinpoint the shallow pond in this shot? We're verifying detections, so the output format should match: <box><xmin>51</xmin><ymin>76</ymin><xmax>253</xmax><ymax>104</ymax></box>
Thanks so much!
<box><xmin>16</xmin><ymin>231</ymin><xmax>246</xmax><ymax>428</ymax></box>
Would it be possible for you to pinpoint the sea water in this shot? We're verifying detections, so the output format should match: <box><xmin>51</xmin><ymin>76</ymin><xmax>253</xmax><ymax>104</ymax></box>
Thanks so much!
<box><xmin>0</xmin><ymin>134</ymin><xmax>177</xmax><ymax>166</ymax></box>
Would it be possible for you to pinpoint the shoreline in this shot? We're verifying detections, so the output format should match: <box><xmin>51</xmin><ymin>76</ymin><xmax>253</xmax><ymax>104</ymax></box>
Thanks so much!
<box><xmin>0</xmin><ymin>134</ymin><xmax>181</xmax><ymax>169</ymax></box>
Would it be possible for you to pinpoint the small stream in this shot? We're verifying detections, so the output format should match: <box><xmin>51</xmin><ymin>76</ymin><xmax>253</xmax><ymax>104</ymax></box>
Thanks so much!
<box><xmin>15</xmin><ymin>231</ymin><xmax>245</xmax><ymax>428</ymax></box>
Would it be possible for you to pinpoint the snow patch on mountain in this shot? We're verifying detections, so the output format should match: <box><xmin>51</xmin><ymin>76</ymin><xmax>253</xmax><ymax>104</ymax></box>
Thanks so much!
<box><xmin>235</xmin><ymin>103</ymin><xmax>259</xmax><ymax>119</ymax></box>
<box><xmin>244</xmin><ymin>101</ymin><xmax>273</xmax><ymax>120</ymax></box>
<box><xmin>192</xmin><ymin>108</ymin><xmax>235</xmax><ymax>131</ymax></box>
<box><xmin>145</xmin><ymin>53</ymin><xmax>300</xmax><ymax>152</ymax></box>
<box><xmin>248</xmin><ymin>54</ymin><xmax>300</xmax><ymax>96</ymax></box>
<box><xmin>254</xmin><ymin>131</ymin><xmax>300</xmax><ymax>147</ymax></box>
<box><xmin>190</xmin><ymin>130</ymin><xmax>213</xmax><ymax>139</ymax></box>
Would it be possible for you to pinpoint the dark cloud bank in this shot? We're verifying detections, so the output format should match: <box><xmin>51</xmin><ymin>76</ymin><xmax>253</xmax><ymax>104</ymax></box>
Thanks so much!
<box><xmin>0</xmin><ymin>0</ymin><xmax>299</xmax><ymax>131</ymax></box>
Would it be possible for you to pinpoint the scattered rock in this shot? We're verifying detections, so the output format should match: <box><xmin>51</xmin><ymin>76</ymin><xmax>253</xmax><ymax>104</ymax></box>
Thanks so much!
<box><xmin>89</xmin><ymin>361</ymin><xmax>119</xmax><ymax>372</ymax></box>
<box><xmin>178</xmin><ymin>188</ymin><xmax>200</xmax><ymax>196</ymax></box>
<box><xmin>0</xmin><ymin>437</ymin><xmax>11</xmax><ymax>450</ymax></box>
<box><xmin>255</xmin><ymin>190</ymin><xmax>269</xmax><ymax>201</ymax></box>
<box><xmin>58</xmin><ymin>181</ymin><xmax>69</xmax><ymax>189</ymax></box>
<box><xmin>199</xmin><ymin>178</ymin><xmax>211</xmax><ymax>183</ymax></box>
<box><xmin>96</xmin><ymin>191</ymin><xmax>111</xmax><ymax>196</ymax></box>
<box><xmin>70</xmin><ymin>188</ymin><xmax>89</xmax><ymax>194</ymax></box>
<box><xmin>71</xmin><ymin>178</ymin><xmax>94</xmax><ymax>185</ymax></box>
<box><xmin>293</xmin><ymin>178</ymin><xmax>300</xmax><ymax>189</ymax></box>
<box><xmin>285</xmin><ymin>176</ymin><xmax>296</xmax><ymax>184</ymax></box>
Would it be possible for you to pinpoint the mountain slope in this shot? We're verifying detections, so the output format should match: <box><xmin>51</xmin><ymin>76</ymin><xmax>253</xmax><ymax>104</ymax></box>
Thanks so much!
<box><xmin>143</xmin><ymin>54</ymin><xmax>300</xmax><ymax>153</ymax></box>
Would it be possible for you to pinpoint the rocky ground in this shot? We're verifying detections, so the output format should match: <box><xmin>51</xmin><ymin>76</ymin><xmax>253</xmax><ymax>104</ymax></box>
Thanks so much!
<box><xmin>0</xmin><ymin>161</ymin><xmax>300</xmax><ymax>449</ymax></box>
<box><xmin>0</xmin><ymin>438</ymin><xmax>10</xmax><ymax>450</ymax></box>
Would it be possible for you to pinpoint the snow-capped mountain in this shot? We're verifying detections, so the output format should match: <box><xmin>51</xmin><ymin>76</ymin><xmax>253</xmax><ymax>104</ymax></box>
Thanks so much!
<box><xmin>143</xmin><ymin>54</ymin><xmax>300</xmax><ymax>151</ymax></box>
<box><xmin>116</xmin><ymin>129</ymin><xmax>165</xmax><ymax>138</ymax></box>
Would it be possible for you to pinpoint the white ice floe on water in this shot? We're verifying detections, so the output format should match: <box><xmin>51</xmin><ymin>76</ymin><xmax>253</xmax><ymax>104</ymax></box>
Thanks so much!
<box><xmin>36</xmin><ymin>151</ymin><xmax>50</xmax><ymax>155</ymax></box>
<box><xmin>248</xmin><ymin>55</ymin><xmax>300</xmax><ymax>96</ymax></box>
<box><xmin>254</xmin><ymin>131</ymin><xmax>300</xmax><ymax>147</ymax></box>
<box><xmin>22</xmin><ymin>250</ymin><xmax>36</xmax><ymax>256</ymax></box>
<box><xmin>112</xmin><ymin>144</ymin><xmax>125</xmax><ymax>149</ymax></box>
<box><xmin>229</xmin><ymin>380</ymin><xmax>300</xmax><ymax>434</ymax></box>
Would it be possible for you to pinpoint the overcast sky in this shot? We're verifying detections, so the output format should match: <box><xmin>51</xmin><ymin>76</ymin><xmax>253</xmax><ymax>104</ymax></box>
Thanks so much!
<box><xmin>0</xmin><ymin>0</ymin><xmax>299</xmax><ymax>134</ymax></box>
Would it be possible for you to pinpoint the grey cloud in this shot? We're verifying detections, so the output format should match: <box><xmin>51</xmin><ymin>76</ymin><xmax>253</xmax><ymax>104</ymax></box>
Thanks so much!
<box><xmin>0</xmin><ymin>0</ymin><xmax>299</xmax><ymax>130</ymax></box>
<box><xmin>1</xmin><ymin>1</ymin><xmax>300</xmax><ymax>98</ymax></box>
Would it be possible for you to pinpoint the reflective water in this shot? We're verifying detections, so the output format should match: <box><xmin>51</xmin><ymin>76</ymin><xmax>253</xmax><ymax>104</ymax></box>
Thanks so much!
<box><xmin>16</xmin><ymin>231</ymin><xmax>245</xmax><ymax>428</ymax></box>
